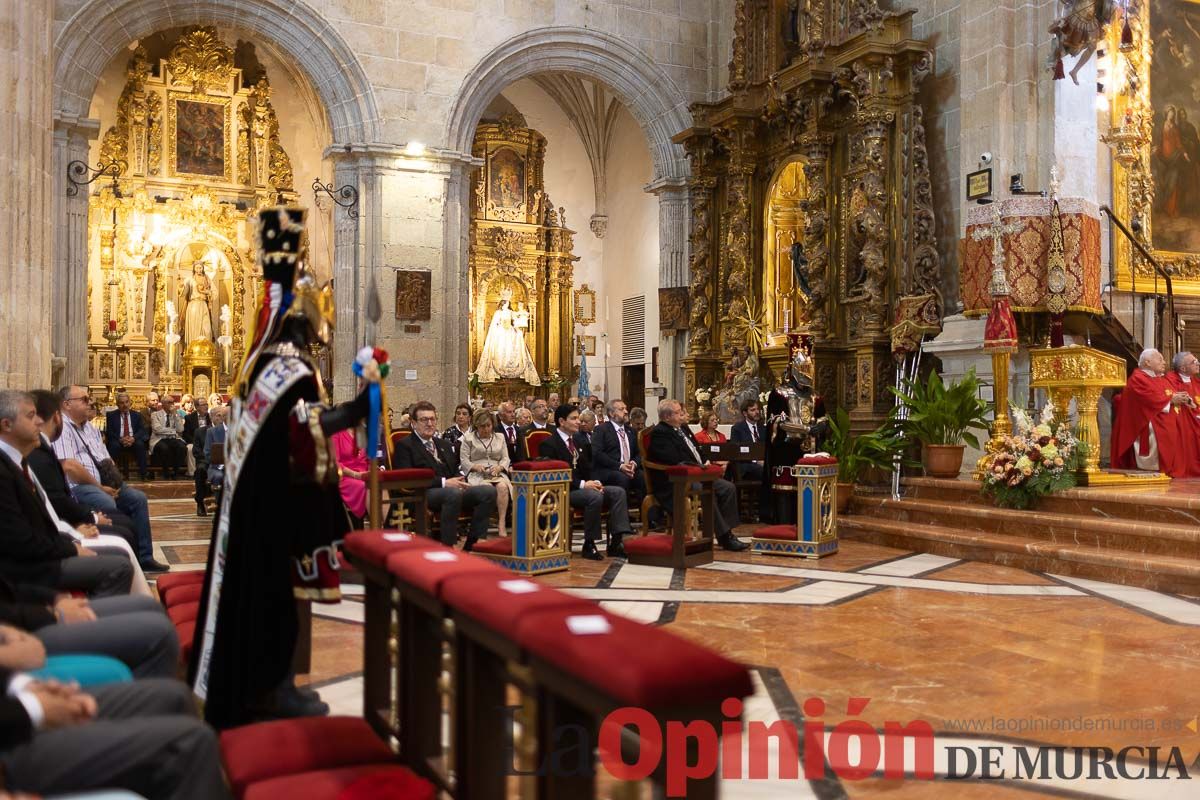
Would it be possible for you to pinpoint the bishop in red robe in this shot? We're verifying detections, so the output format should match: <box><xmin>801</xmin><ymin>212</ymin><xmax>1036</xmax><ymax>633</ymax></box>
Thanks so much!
<box><xmin>1111</xmin><ymin>349</ymin><xmax>1200</xmax><ymax>477</ymax></box>
<box><xmin>1166</xmin><ymin>351</ymin><xmax>1200</xmax><ymax>469</ymax></box>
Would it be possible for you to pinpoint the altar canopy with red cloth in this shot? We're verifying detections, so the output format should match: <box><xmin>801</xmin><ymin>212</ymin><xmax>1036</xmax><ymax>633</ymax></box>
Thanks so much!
<box><xmin>961</xmin><ymin>197</ymin><xmax>1102</xmax><ymax>317</ymax></box>
<box><xmin>1111</xmin><ymin>369</ymin><xmax>1199</xmax><ymax>478</ymax></box>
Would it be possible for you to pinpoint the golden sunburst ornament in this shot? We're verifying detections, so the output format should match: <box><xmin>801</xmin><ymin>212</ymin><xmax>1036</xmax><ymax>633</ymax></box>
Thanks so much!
<box><xmin>734</xmin><ymin>295</ymin><xmax>767</xmax><ymax>355</ymax></box>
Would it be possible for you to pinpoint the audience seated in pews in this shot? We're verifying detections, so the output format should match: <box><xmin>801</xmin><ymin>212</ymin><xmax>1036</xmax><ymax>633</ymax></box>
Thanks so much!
<box><xmin>393</xmin><ymin>401</ymin><xmax>497</xmax><ymax>549</ymax></box>
<box><xmin>51</xmin><ymin>386</ymin><xmax>167</xmax><ymax>574</ymax></box>
<box><xmin>104</xmin><ymin>393</ymin><xmax>148</xmax><ymax>481</ymax></box>
<box><xmin>190</xmin><ymin>400</ymin><xmax>216</xmax><ymax>518</ymax></box>
<box><xmin>332</xmin><ymin>428</ymin><xmax>370</xmax><ymax>527</ymax></box>
<box><xmin>514</xmin><ymin>406</ymin><xmax>532</xmax><ymax>429</ymax></box>
<box><xmin>547</xmin><ymin>392</ymin><xmax>560</xmax><ymax>409</ymax></box>
<box><xmin>591</xmin><ymin>399</ymin><xmax>643</xmax><ymax>505</ymax></box>
<box><xmin>139</xmin><ymin>391</ymin><xmax>160</xmax><ymax>432</ymax></box>
<box><xmin>647</xmin><ymin>399</ymin><xmax>749</xmax><ymax>552</ymax></box>
<box><xmin>694</xmin><ymin>410</ymin><xmax>730</xmax><ymax>474</ymax></box>
<box><xmin>577</xmin><ymin>409</ymin><xmax>597</xmax><ymax>446</ymax></box>
<box><xmin>26</xmin><ymin>392</ymin><xmax>150</xmax><ymax>597</ymax></box>
<box><xmin>205</xmin><ymin>410</ymin><xmax>227</xmax><ymax>491</ymax></box>
<box><xmin>0</xmin><ymin>390</ymin><xmax>135</xmax><ymax>598</ymax></box>
<box><xmin>182</xmin><ymin>395</ymin><xmax>212</xmax><ymax>483</ymax></box>
<box><xmin>538</xmin><ymin>404</ymin><xmax>632</xmax><ymax>560</ymax></box>
<box><xmin>149</xmin><ymin>397</ymin><xmax>188</xmax><ymax>480</ymax></box>
<box><xmin>629</xmin><ymin>406</ymin><xmax>648</xmax><ymax>433</ymax></box>
<box><xmin>460</xmin><ymin>408</ymin><xmax>512</xmax><ymax>539</ymax></box>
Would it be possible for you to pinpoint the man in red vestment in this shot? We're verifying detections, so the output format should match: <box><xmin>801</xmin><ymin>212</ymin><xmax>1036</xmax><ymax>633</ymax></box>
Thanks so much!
<box><xmin>1166</xmin><ymin>351</ymin><xmax>1200</xmax><ymax>471</ymax></box>
<box><xmin>1111</xmin><ymin>349</ymin><xmax>1199</xmax><ymax>477</ymax></box>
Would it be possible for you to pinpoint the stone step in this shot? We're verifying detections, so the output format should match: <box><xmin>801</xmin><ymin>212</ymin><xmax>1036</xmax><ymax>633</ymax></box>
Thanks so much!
<box><xmin>901</xmin><ymin>476</ymin><xmax>1200</xmax><ymax>528</ymax></box>
<box><xmin>838</xmin><ymin>515</ymin><xmax>1200</xmax><ymax>594</ymax></box>
<box><xmin>852</xmin><ymin>496</ymin><xmax>1200</xmax><ymax>558</ymax></box>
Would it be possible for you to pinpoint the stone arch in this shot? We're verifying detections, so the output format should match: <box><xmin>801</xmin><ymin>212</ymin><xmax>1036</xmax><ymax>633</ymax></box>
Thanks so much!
<box><xmin>446</xmin><ymin>26</ymin><xmax>691</xmax><ymax>183</ymax></box>
<box><xmin>53</xmin><ymin>0</ymin><xmax>378</xmax><ymax>142</ymax></box>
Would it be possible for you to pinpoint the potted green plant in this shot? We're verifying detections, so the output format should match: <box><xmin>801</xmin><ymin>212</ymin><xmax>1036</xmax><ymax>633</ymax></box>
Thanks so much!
<box><xmin>891</xmin><ymin>367</ymin><xmax>991</xmax><ymax>479</ymax></box>
<box><xmin>825</xmin><ymin>408</ymin><xmax>907</xmax><ymax>513</ymax></box>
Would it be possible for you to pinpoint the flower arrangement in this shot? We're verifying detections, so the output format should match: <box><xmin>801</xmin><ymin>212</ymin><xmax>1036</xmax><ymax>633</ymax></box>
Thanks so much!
<box><xmin>979</xmin><ymin>403</ymin><xmax>1086</xmax><ymax>509</ymax></box>
<box><xmin>694</xmin><ymin>385</ymin><xmax>714</xmax><ymax>405</ymax></box>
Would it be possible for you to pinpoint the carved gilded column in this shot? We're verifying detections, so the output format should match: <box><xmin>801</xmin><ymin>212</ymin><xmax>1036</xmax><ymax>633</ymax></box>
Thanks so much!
<box><xmin>719</xmin><ymin>121</ymin><xmax>756</xmax><ymax>352</ymax></box>
<box><xmin>854</xmin><ymin>110</ymin><xmax>893</xmax><ymax>334</ymax></box>
<box><xmin>799</xmin><ymin>132</ymin><xmax>832</xmax><ymax>336</ymax></box>
<box><xmin>728</xmin><ymin>0</ymin><xmax>748</xmax><ymax>91</ymax></box>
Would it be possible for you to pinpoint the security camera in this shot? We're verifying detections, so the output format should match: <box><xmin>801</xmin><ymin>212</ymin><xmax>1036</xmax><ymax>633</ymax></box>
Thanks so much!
<box><xmin>980</xmin><ymin>152</ymin><xmax>993</xmax><ymax>165</ymax></box>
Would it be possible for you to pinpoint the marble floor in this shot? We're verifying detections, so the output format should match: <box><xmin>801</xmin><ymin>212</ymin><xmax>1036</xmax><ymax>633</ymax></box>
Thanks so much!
<box><xmin>141</xmin><ymin>480</ymin><xmax>1200</xmax><ymax>799</ymax></box>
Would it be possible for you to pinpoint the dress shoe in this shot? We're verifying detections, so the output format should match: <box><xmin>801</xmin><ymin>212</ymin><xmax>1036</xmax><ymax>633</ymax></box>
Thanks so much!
<box><xmin>605</xmin><ymin>537</ymin><xmax>626</xmax><ymax>558</ymax></box>
<box><xmin>140</xmin><ymin>559</ymin><xmax>171</xmax><ymax>573</ymax></box>
<box><xmin>718</xmin><ymin>534</ymin><xmax>749</xmax><ymax>552</ymax></box>
<box><xmin>196</xmin><ymin>501</ymin><xmax>208</xmax><ymax>517</ymax></box>
<box><xmin>462</xmin><ymin>538</ymin><xmax>476</xmax><ymax>553</ymax></box>
<box><xmin>580</xmin><ymin>543</ymin><xmax>604</xmax><ymax>561</ymax></box>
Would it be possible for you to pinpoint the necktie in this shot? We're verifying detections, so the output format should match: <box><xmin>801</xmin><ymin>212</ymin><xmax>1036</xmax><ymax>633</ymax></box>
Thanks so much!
<box><xmin>424</xmin><ymin>438</ymin><xmax>441</xmax><ymax>464</ymax></box>
<box><xmin>679</xmin><ymin>428</ymin><xmax>702</xmax><ymax>464</ymax></box>
<box><xmin>122</xmin><ymin>413</ymin><xmax>130</xmax><ymax>438</ymax></box>
<box><xmin>567</xmin><ymin>437</ymin><xmax>578</xmax><ymax>459</ymax></box>
<box><xmin>20</xmin><ymin>461</ymin><xmax>35</xmax><ymax>493</ymax></box>
<box><xmin>750</xmin><ymin>423</ymin><xmax>757</xmax><ymax>443</ymax></box>
<box><xmin>617</xmin><ymin>425</ymin><xmax>629</xmax><ymax>463</ymax></box>
<box><xmin>506</xmin><ymin>425</ymin><xmax>516</xmax><ymax>445</ymax></box>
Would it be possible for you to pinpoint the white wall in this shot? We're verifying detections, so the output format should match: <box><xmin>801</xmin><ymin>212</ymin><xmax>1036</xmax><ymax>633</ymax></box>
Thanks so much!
<box><xmin>497</xmin><ymin>79</ymin><xmax>659</xmax><ymax>402</ymax></box>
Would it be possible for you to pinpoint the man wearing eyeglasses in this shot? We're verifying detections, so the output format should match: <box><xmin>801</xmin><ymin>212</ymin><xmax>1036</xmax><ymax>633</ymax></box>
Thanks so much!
<box><xmin>50</xmin><ymin>387</ymin><xmax>167</xmax><ymax>574</ymax></box>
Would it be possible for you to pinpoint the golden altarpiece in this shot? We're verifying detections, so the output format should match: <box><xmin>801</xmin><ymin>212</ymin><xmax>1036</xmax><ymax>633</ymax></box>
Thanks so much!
<box><xmin>676</xmin><ymin>1</ymin><xmax>941</xmax><ymax>427</ymax></box>
<box><xmin>469</xmin><ymin>116</ymin><xmax>580</xmax><ymax>400</ymax></box>
<box><xmin>84</xmin><ymin>27</ymin><xmax>296</xmax><ymax>405</ymax></box>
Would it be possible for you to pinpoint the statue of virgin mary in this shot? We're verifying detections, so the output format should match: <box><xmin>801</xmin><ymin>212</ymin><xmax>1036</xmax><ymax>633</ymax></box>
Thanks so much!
<box><xmin>475</xmin><ymin>291</ymin><xmax>540</xmax><ymax>385</ymax></box>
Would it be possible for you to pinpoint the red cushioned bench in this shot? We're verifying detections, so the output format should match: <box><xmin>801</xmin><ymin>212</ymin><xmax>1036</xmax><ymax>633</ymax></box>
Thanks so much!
<box><xmin>219</xmin><ymin>716</ymin><xmax>434</xmax><ymax>800</ymax></box>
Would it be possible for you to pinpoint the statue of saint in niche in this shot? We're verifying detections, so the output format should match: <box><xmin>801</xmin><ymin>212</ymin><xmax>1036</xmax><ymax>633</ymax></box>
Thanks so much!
<box><xmin>475</xmin><ymin>290</ymin><xmax>540</xmax><ymax>385</ymax></box>
<box><xmin>182</xmin><ymin>260</ymin><xmax>214</xmax><ymax>345</ymax></box>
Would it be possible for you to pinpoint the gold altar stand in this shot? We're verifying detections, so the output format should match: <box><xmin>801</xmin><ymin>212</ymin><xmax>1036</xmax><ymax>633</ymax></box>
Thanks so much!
<box><xmin>1029</xmin><ymin>346</ymin><xmax>1170</xmax><ymax>488</ymax></box>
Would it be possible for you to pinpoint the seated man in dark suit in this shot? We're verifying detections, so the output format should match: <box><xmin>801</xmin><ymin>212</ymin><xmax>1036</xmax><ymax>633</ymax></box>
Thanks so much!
<box><xmin>729</xmin><ymin>397</ymin><xmax>770</xmax><ymax>522</ymax></box>
<box><xmin>0</xmin><ymin>663</ymin><xmax>229</xmax><ymax>799</ymax></box>
<box><xmin>496</xmin><ymin>401</ymin><xmax>520</xmax><ymax>464</ymax></box>
<box><xmin>517</xmin><ymin>398</ymin><xmax>554</xmax><ymax>459</ymax></box>
<box><xmin>104</xmin><ymin>392</ymin><xmax>148</xmax><ymax>480</ymax></box>
<box><xmin>27</xmin><ymin>390</ymin><xmax>137</xmax><ymax>549</ymax></box>
<box><xmin>538</xmin><ymin>405</ymin><xmax>632</xmax><ymax>560</ymax></box>
<box><xmin>646</xmin><ymin>399</ymin><xmax>749</xmax><ymax>551</ymax></box>
<box><xmin>392</xmin><ymin>401</ymin><xmax>496</xmax><ymax>549</ymax></box>
<box><xmin>591</xmin><ymin>398</ymin><xmax>643</xmax><ymax>505</ymax></box>
<box><xmin>0</xmin><ymin>391</ymin><xmax>133</xmax><ymax>597</ymax></box>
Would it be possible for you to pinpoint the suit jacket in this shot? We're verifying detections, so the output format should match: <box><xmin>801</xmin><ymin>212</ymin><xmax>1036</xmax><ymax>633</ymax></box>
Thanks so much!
<box><xmin>0</xmin><ymin>451</ymin><xmax>76</xmax><ymax>587</ymax></box>
<box><xmin>105</xmin><ymin>408</ymin><xmax>148</xmax><ymax>448</ymax></box>
<box><xmin>646</xmin><ymin>422</ymin><xmax>711</xmax><ymax>507</ymax></box>
<box><xmin>497</xmin><ymin>421</ymin><xmax>521</xmax><ymax>464</ymax></box>
<box><xmin>392</xmin><ymin>432</ymin><xmax>463</xmax><ymax>489</ymax></box>
<box><xmin>537</xmin><ymin>430</ymin><xmax>593</xmax><ymax>488</ymax></box>
<box><xmin>183</xmin><ymin>411</ymin><xmax>212</xmax><ymax>444</ymax></box>
<box><xmin>26</xmin><ymin>437</ymin><xmax>92</xmax><ymax>527</ymax></box>
<box><xmin>730</xmin><ymin>419</ymin><xmax>766</xmax><ymax>445</ymax></box>
<box><xmin>591</xmin><ymin>420</ymin><xmax>642</xmax><ymax>472</ymax></box>
<box><xmin>0</xmin><ymin>574</ymin><xmax>57</xmax><ymax>631</ymax></box>
<box><xmin>0</xmin><ymin>666</ymin><xmax>34</xmax><ymax>751</ymax></box>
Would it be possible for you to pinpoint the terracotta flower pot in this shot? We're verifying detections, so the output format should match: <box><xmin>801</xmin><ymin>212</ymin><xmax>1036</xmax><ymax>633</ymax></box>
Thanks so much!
<box><xmin>923</xmin><ymin>444</ymin><xmax>966</xmax><ymax>479</ymax></box>
<box><xmin>835</xmin><ymin>482</ymin><xmax>855</xmax><ymax>514</ymax></box>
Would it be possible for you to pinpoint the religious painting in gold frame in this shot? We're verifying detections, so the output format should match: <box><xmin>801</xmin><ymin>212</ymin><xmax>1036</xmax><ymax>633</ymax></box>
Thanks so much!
<box><xmin>578</xmin><ymin>335</ymin><xmax>596</xmax><ymax>357</ymax></box>
<box><xmin>168</xmin><ymin>93</ymin><xmax>232</xmax><ymax>181</ymax></box>
<box><xmin>1109</xmin><ymin>0</ymin><xmax>1200</xmax><ymax>294</ymax></box>
<box><xmin>488</xmin><ymin>148</ymin><xmax>526</xmax><ymax>209</ymax></box>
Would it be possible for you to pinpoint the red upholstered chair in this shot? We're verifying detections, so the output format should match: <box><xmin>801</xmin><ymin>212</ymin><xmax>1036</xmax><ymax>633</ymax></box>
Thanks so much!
<box><xmin>162</xmin><ymin>581</ymin><xmax>203</xmax><ymax>608</ymax></box>
<box><xmin>219</xmin><ymin>716</ymin><xmax>398</xmax><ymax>799</ymax></box>
<box><xmin>155</xmin><ymin>570</ymin><xmax>205</xmax><ymax>605</ymax></box>
<box><xmin>522</xmin><ymin>428</ymin><xmax>552</xmax><ymax>461</ymax></box>
<box><xmin>628</xmin><ymin>429</ymin><xmax>720</xmax><ymax>568</ymax></box>
<box><xmin>177</xmin><ymin>620</ymin><xmax>196</xmax><ymax>666</ymax></box>
<box><xmin>375</xmin><ymin>467</ymin><xmax>436</xmax><ymax>536</ymax></box>
<box><xmin>166</xmin><ymin>600</ymin><xmax>200</xmax><ymax>626</ymax></box>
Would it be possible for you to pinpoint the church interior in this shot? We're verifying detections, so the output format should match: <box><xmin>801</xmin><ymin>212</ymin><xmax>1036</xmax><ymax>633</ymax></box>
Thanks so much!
<box><xmin>4</xmin><ymin>0</ymin><xmax>1200</xmax><ymax>797</ymax></box>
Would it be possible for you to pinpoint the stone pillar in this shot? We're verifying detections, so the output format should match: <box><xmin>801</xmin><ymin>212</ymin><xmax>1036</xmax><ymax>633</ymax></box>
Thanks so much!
<box><xmin>53</xmin><ymin>120</ymin><xmax>99</xmax><ymax>387</ymax></box>
<box><xmin>0</xmin><ymin>4</ymin><xmax>54</xmax><ymax>389</ymax></box>
<box><xmin>645</xmin><ymin>176</ymin><xmax>689</xmax><ymax>396</ymax></box>
<box><xmin>329</xmin><ymin>156</ymin><xmax>367</xmax><ymax>402</ymax></box>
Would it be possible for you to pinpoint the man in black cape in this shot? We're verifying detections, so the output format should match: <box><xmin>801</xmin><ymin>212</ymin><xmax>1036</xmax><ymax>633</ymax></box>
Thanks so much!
<box><xmin>763</xmin><ymin>336</ymin><xmax>829</xmax><ymax>525</ymax></box>
<box><xmin>189</xmin><ymin>206</ymin><xmax>369</xmax><ymax>729</ymax></box>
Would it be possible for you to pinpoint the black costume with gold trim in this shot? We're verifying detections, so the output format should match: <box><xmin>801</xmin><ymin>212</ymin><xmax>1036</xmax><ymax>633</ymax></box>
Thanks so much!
<box><xmin>189</xmin><ymin>207</ymin><xmax>368</xmax><ymax>729</ymax></box>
